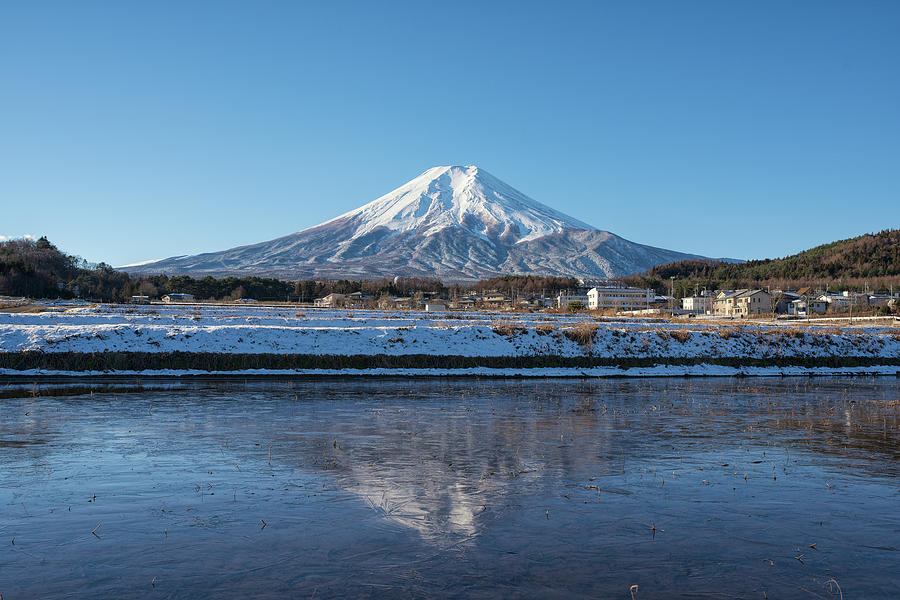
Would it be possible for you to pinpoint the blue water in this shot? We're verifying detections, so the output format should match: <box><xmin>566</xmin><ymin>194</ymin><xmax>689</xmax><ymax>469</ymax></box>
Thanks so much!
<box><xmin>1</xmin><ymin>377</ymin><xmax>897</xmax><ymax>598</ymax></box>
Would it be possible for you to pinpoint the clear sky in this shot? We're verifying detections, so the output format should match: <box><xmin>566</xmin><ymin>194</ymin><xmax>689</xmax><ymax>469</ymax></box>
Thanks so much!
<box><xmin>2</xmin><ymin>1</ymin><xmax>898</xmax><ymax>267</ymax></box>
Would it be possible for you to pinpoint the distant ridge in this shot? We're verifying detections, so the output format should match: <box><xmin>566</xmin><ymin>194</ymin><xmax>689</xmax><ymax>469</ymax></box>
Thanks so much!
<box><xmin>123</xmin><ymin>165</ymin><xmax>707</xmax><ymax>280</ymax></box>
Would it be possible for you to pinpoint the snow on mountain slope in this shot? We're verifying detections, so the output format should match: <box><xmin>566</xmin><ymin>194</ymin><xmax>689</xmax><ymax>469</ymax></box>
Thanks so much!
<box><xmin>123</xmin><ymin>165</ymin><xmax>705</xmax><ymax>280</ymax></box>
<box><xmin>323</xmin><ymin>165</ymin><xmax>592</xmax><ymax>246</ymax></box>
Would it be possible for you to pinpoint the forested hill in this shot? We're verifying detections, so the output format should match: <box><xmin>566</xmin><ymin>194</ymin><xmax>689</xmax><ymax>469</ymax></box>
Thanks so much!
<box><xmin>0</xmin><ymin>237</ymin><xmax>294</xmax><ymax>302</ymax></box>
<box><xmin>624</xmin><ymin>229</ymin><xmax>900</xmax><ymax>294</ymax></box>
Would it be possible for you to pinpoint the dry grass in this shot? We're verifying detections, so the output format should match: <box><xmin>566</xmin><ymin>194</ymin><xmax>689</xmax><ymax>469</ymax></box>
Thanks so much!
<box><xmin>534</xmin><ymin>323</ymin><xmax>557</xmax><ymax>336</ymax></box>
<box><xmin>717</xmin><ymin>327</ymin><xmax>737</xmax><ymax>340</ymax></box>
<box><xmin>670</xmin><ymin>329</ymin><xmax>691</xmax><ymax>343</ymax></box>
<box><xmin>778</xmin><ymin>328</ymin><xmax>806</xmax><ymax>339</ymax></box>
<box><xmin>491</xmin><ymin>322</ymin><xmax>527</xmax><ymax>337</ymax></box>
<box><xmin>563</xmin><ymin>322</ymin><xmax>599</xmax><ymax>347</ymax></box>
<box><xmin>0</xmin><ymin>304</ymin><xmax>46</xmax><ymax>313</ymax></box>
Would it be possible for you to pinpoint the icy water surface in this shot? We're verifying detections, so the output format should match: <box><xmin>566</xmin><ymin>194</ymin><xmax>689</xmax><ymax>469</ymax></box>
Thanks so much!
<box><xmin>1</xmin><ymin>378</ymin><xmax>898</xmax><ymax>599</ymax></box>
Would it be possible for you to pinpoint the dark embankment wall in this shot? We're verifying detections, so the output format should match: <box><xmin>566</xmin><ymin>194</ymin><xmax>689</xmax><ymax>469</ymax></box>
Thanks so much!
<box><xmin>1</xmin><ymin>351</ymin><xmax>899</xmax><ymax>372</ymax></box>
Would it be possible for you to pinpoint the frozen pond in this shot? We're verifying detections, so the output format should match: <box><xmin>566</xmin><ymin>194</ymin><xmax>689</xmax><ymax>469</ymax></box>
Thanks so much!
<box><xmin>1</xmin><ymin>378</ymin><xmax>898</xmax><ymax>598</ymax></box>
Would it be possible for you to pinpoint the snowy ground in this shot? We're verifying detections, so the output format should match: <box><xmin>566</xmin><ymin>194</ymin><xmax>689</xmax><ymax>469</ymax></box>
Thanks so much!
<box><xmin>1</xmin><ymin>303</ymin><xmax>898</xmax><ymax>366</ymax></box>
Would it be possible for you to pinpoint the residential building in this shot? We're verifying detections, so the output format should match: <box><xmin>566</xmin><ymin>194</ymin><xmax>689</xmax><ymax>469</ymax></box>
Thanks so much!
<box><xmin>344</xmin><ymin>291</ymin><xmax>372</xmax><ymax>308</ymax></box>
<box><xmin>130</xmin><ymin>295</ymin><xmax>150</xmax><ymax>304</ymax></box>
<box><xmin>448</xmin><ymin>297</ymin><xmax>476</xmax><ymax>310</ymax></box>
<box><xmin>772</xmin><ymin>291</ymin><xmax>801</xmax><ymax>314</ymax></box>
<box><xmin>161</xmin><ymin>293</ymin><xmax>194</xmax><ymax>303</ymax></box>
<box><xmin>714</xmin><ymin>290</ymin><xmax>773</xmax><ymax>317</ymax></box>
<box><xmin>377</xmin><ymin>296</ymin><xmax>413</xmax><ymax>310</ymax></box>
<box><xmin>482</xmin><ymin>294</ymin><xmax>509</xmax><ymax>308</ymax></box>
<box><xmin>818</xmin><ymin>291</ymin><xmax>868</xmax><ymax>311</ymax></box>
<box><xmin>314</xmin><ymin>293</ymin><xmax>344</xmax><ymax>308</ymax></box>
<box><xmin>866</xmin><ymin>294</ymin><xmax>893</xmax><ymax>307</ymax></box>
<box><xmin>681</xmin><ymin>295</ymin><xmax>714</xmax><ymax>315</ymax></box>
<box><xmin>787</xmin><ymin>298</ymin><xmax>827</xmax><ymax>316</ymax></box>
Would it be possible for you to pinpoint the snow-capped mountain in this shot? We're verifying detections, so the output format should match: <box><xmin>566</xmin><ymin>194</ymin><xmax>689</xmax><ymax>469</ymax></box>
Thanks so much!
<box><xmin>123</xmin><ymin>165</ymin><xmax>705</xmax><ymax>280</ymax></box>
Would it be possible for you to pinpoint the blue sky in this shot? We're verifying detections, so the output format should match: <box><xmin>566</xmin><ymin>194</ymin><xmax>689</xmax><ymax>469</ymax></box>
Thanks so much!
<box><xmin>2</xmin><ymin>1</ymin><xmax>898</xmax><ymax>267</ymax></box>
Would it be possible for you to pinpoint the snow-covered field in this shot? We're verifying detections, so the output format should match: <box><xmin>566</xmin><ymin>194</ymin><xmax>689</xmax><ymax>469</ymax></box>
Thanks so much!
<box><xmin>1</xmin><ymin>304</ymin><xmax>898</xmax><ymax>366</ymax></box>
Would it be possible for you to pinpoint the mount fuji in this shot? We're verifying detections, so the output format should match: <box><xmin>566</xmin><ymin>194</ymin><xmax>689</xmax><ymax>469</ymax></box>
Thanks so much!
<box><xmin>123</xmin><ymin>165</ymin><xmax>705</xmax><ymax>281</ymax></box>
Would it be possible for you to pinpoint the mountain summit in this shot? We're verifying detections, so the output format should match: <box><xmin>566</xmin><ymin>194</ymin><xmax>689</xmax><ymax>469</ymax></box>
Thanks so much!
<box><xmin>123</xmin><ymin>165</ymin><xmax>704</xmax><ymax>280</ymax></box>
<box><xmin>324</xmin><ymin>165</ymin><xmax>592</xmax><ymax>246</ymax></box>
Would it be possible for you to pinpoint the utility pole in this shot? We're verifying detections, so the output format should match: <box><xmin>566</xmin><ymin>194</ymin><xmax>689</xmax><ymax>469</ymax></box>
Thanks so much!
<box><xmin>670</xmin><ymin>276</ymin><xmax>676</xmax><ymax>312</ymax></box>
<box><xmin>849</xmin><ymin>292</ymin><xmax>853</xmax><ymax>325</ymax></box>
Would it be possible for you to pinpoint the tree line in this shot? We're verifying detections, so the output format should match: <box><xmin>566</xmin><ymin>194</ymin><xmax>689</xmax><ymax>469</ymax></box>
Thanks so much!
<box><xmin>0</xmin><ymin>238</ymin><xmax>575</xmax><ymax>303</ymax></box>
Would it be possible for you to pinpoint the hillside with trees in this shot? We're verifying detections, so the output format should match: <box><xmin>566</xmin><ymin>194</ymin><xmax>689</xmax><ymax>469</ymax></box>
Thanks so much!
<box><xmin>0</xmin><ymin>238</ymin><xmax>293</xmax><ymax>302</ymax></box>
<box><xmin>623</xmin><ymin>229</ymin><xmax>900</xmax><ymax>296</ymax></box>
<box><xmin>0</xmin><ymin>237</ymin><xmax>131</xmax><ymax>300</ymax></box>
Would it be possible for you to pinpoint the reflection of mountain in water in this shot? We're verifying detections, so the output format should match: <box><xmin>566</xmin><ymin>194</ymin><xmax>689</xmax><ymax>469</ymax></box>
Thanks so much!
<box><xmin>303</xmin><ymin>391</ymin><xmax>616</xmax><ymax>542</ymax></box>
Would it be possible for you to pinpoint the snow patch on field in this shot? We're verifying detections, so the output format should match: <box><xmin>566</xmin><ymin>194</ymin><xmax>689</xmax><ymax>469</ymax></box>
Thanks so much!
<box><xmin>1</xmin><ymin>304</ymin><xmax>898</xmax><ymax>362</ymax></box>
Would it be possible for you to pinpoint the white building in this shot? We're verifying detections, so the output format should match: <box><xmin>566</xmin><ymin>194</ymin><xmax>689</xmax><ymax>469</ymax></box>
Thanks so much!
<box><xmin>587</xmin><ymin>286</ymin><xmax>654</xmax><ymax>311</ymax></box>
<box><xmin>556</xmin><ymin>293</ymin><xmax>590</xmax><ymax>309</ymax></box>
<box><xmin>681</xmin><ymin>295</ymin><xmax>714</xmax><ymax>315</ymax></box>
<box><xmin>788</xmin><ymin>298</ymin><xmax>827</xmax><ymax>316</ymax></box>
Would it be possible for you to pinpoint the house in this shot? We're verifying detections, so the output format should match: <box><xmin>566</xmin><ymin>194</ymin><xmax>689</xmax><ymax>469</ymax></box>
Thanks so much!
<box><xmin>345</xmin><ymin>291</ymin><xmax>372</xmax><ymax>308</ymax></box>
<box><xmin>424</xmin><ymin>302</ymin><xmax>446</xmax><ymax>312</ymax></box>
<box><xmin>314</xmin><ymin>293</ymin><xmax>345</xmax><ymax>308</ymax></box>
<box><xmin>161</xmin><ymin>293</ymin><xmax>194</xmax><ymax>303</ymax></box>
<box><xmin>587</xmin><ymin>286</ymin><xmax>654</xmax><ymax>311</ymax></box>
<box><xmin>818</xmin><ymin>291</ymin><xmax>868</xmax><ymax>311</ymax></box>
<box><xmin>772</xmin><ymin>291</ymin><xmax>801</xmax><ymax>314</ymax></box>
<box><xmin>130</xmin><ymin>295</ymin><xmax>151</xmax><ymax>304</ymax></box>
<box><xmin>681</xmin><ymin>295</ymin><xmax>714</xmax><ymax>315</ymax></box>
<box><xmin>866</xmin><ymin>294</ymin><xmax>893</xmax><ymax>307</ymax></box>
<box><xmin>482</xmin><ymin>294</ymin><xmax>509</xmax><ymax>308</ymax></box>
<box><xmin>714</xmin><ymin>290</ymin><xmax>772</xmax><ymax>317</ymax></box>
<box><xmin>654</xmin><ymin>295</ymin><xmax>675</xmax><ymax>307</ymax></box>
<box><xmin>379</xmin><ymin>296</ymin><xmax>413</xmax><ymax>310</ymax></box>
<box><xmin>787</xmin><ymin>298</ymin><xmax>827</xmax><ymax>316</ymax></box>
<box><xmin>448</xmin><ymin>297</ymin><xmax>476</xmax><ymax>310</ymax></box>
